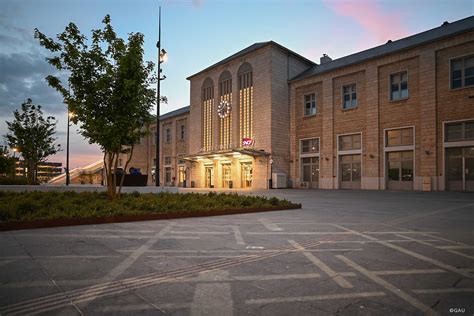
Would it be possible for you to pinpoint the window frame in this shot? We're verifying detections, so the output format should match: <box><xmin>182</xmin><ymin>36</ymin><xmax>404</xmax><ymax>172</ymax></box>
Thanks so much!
<box><xmin>303</xmin><ymin>92</ymin><xmax>317</xmax><ymax>117</ymax></box>
<box><xmin>389</xmin><ymin>70</ymin><xmax>409</xmax><ymax>101</ymax></box>
<box><xmin>341</xmin><ymin>83</ymin><xmax>358</xmax><ymax>110</ymax></box>
<box><xmin>180</xmin><ymin>124</ymin><xmax>186</xmax><ymax>141</ymax></box>
<box><xmin>165</xmin><ymin>127</ymin><xmax>171</xmax><ymax>144</ymax></box>
<box><xmin>337</xmin><ymin>132</ymin><xmax>362</xmax><ymax>153</ymax></box>
<box><xmin>444</xmin><ymin>120</ymin><xmax>474</xmax><ymax>142</ymax></box>
<box><xmin>164</xmin><ymin>156</ymin><xmax>172</xmax><ymax>166</ymax></box>
<box><xmin>299</xmin><ymin>137</ymin><xmax>320</xmax><ymax>157</ymax></box>
<box><xmin>449</xmin><ymin>54</ymin><xmax>474</xmax><ymax>90</ymax></box>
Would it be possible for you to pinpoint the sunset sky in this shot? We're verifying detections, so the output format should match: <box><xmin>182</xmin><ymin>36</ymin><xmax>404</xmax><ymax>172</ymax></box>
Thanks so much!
<box><xmin>0</xmin><ymin>0</ymin><xmax>472</xmax><ymax>169</ymax></box>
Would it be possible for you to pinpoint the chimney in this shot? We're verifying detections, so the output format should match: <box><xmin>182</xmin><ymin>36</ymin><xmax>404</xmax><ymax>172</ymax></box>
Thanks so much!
<box><xmin>320</xmin><ymin>54</ymin><xmax>332</xmax><ymax>64</ymax></box>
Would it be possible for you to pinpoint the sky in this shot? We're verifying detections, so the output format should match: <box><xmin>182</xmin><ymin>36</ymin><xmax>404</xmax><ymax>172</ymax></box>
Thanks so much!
<box><xmin>0</xmin><ymin>0</ymin><xmax>472</xmax><ymax>169</ymax></box>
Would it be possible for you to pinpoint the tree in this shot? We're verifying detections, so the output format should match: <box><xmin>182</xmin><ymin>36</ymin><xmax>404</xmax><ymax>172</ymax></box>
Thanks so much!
<box><xmin>0</xmin><ymin>147</ymin><xmax>16</xmax><ymax>176</ymax></box>
<box><xmin>5</xmin><ymin>99</ymin><xmax>61</xmax><ymax>184</ymax></box>
<box><xmin>35</xmin><ymin>15</ymin><xmax>156</xmax><ymax>199</ymax></box>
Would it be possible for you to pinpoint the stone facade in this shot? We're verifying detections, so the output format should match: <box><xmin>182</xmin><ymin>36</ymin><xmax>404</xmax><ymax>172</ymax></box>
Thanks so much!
<box><xmin>125</xmin><ymin>17</ymin><xmax>474</xmax><ymax>191</ymax></box>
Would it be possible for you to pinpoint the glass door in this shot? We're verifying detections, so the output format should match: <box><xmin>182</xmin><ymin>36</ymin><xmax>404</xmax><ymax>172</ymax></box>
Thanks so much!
<box><xmin>301</xmin><ymin>157</ymin><xmax>319</xmax><ymax>188</ymax></box>
<box><xmin>178</xmin><ymin>166</ymin><xmax>186</xmax><ymax>187</ymax></box>
<box><xmin>205</xmin><ymin>166</ymin><xmax>214</xmax><ymax>188</ymax></box>
<box><xmin>448</xmin><ymin>147</ymin><xmax>474</xmax><ymax>192</ymax></box>
<box><xmin>340</xmin><ymin>154</ymin><xmax>361</xmax><ymax>189</ymax></box>
<box><xmin>387</xmin><ymin>151</ymin><xmax>414</xmax><ymax>190</ymax></box>
<box><xmin>222</xmin><ymin>164</ymin><xmax>232</xmax><ymax>188</ymax></box>
<box><xmin>241</xmin><ymin>162</ymin><xmax>252</xmax><ymax>188</ymax></box>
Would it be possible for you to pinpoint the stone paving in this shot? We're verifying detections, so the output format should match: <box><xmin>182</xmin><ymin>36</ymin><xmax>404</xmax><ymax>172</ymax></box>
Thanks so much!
<box><xmin>0</xmin><ymin>189</ymin><xmax>473</xmax><ymax>315</ymax></box>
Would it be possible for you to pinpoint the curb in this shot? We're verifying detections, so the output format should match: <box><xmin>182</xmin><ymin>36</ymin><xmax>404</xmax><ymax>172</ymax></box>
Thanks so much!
<box><xmin>0</xmin><ymin>204</ymin><xmax>302</xmax><ymax>231</ymax></box>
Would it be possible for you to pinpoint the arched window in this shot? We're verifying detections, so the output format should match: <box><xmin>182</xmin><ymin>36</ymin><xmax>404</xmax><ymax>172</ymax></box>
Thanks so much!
<box><xmin>202</xmin><ymin>78</ymin><xmax>214</xmax><ymax>152</ymax></box>
<box><xmin>238</xmin><ymin>63</ymin><xmax>253</xmax><ymax>142</ymax></box>
<box><xmin>218</xmin><ymin>71</ymin><xmax>232</xmax><ymax>150</ymax></box>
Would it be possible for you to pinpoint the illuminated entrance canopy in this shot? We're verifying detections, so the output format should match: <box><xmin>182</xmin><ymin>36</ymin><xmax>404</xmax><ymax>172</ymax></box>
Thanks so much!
<box><xmin>184</xmin><ymin>147</ymin><xmax>268</xmax><ymax>162</ymax></box>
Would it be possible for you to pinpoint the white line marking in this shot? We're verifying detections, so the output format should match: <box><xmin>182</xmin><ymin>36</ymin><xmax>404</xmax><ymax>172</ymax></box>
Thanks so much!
<box><xmin>258</xmin><ymin>218</ymin><xmax>283</xmax><ymax>231</ymax></box>
<box><xmin>437</xmin><ymin>245</ymin><xmax>474</xmax><ymax>250</ymax></box>
<box><xmin>288</xmin><ymin>240</ymin><xmax>353</xmax><ymax>288</ymax></box>
<box><xmin>337</xmin><ymin>255</ymin><xmax>439</xmax><ymax>315</ymax></box>
<box><xmin>98</xmin><ymin>303</ymin><xmax>191</xmax><ymax>312</ymax></box>
<box><xmin>245</xmin><ymin>291</ymin><xmax>386</xmax><ymax>304</ymax></box>
<box><xmin>233</xmin><ymin>273</ymin><xmax>321</xmax><ymax>281</ymax></box>
<box><xmin>170</xmin><ymin>231</ymin><xmax>229</xmax><ymax>235</ymax></box>
<box><xmin>232</xmin><ymin>226</ymin><xmax>245</xmax><ymax>245</ymax></box>
<box><xmin>246</xmin><ymin>231</ymin><xmax>440</xmax><ymax>235</ymax></box>
<box><xmin>412</xmin><ymin>288</ymin><xmax>474</xmax><ymax>294</ymax></box>
<box><xmin>332</xmin><ymin>224</ymin><xmax>474</xmax><ymax>279</ymax></box>
<box><xmin>373</xmin><ymin>269</ymin><xmax>447</xmax><ymax>275</ymax></box>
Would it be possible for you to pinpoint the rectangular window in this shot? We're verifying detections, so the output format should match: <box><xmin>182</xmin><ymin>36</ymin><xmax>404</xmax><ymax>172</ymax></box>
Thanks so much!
<box><xmin>153</xmin><ymin>132</ymin><xmax>157</xmax><ymax>145</ymax></box>
<box><xmin>164</xmin><ymin>156</ymin><xmax>171</xmax><ymax>165</ymax></box>
<box><xmin>304</xmin><ymin>93</ymin><xmax>316</xmax><ymax>116</ymax></box>
<box><xmin>342</xmin><ymin>84</ymin><xmax>357</xmax><ymax>110</ymax></box>
<box><xmin>165</xmin><ymin>128</ymin><xmax>171</xmax><ymax>144</ymax></box>
<box><xmin>445</xmin><ymin>121</ymin><xmax>474</xmax><ymax>142</ymax></box>
<box><xmin>339</xmin><ymin>134</ymin><xmax>361</xmax><ymax>151</ymax></box>
<box><xmin>180</xmin><ymin>124</ymin><xmax>186</xmax><ymax>140</ymax></box>
<box><xmin>165</xmin><ymin>167</ymin><xmax>171</xmax><ymax>183</ymax></box>
<box><xmin>451</xmin><ymin>55</ymin><xmax>474</xmax><ymax>89</ymax></box>
<box><xmin>301</xmin><ymin>138</ymin><xmax>319</xmax><ymax>154</ymax></box>
<box><xmin>390</xmin><ymin>71</ymin><xmax>408</xmax><ymax>100</ymax></box>
<box><xmin>386</xmin><ymin>127</ymin><xmax>414</xmax><ymax>147</ymax></box>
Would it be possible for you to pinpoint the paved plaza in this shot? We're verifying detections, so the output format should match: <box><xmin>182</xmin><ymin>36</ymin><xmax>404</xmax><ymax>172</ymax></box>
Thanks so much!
<box><xmin>0</xmin><ymin>189</ymin><xmax>473</xmax><ymax>315</ymax></box>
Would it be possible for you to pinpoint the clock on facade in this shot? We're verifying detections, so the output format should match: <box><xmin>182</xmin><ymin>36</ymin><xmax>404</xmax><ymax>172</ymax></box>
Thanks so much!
<box><xmin>217</xmin><ymin>100</ymin><xmax>232</xmax><ymax>119</ymax></box>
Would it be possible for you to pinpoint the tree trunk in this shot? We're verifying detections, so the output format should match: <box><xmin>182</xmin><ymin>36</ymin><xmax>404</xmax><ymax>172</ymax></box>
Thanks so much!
<box><xmin>118</xmin><ymin>145</ymin><xmax>134</xmax><ymax>197</ymax></box>
<box><xmin>105</xmin><ymin>151</ymin><xmax>116</xmax><ymax>200</ymax></box>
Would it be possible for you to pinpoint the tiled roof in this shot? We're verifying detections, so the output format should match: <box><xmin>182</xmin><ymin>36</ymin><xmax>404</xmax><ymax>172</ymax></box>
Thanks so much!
<box><xmin>159</xmin><ymin>106</ymin><xmax>190</xmax><ymax>120</ymax></box>
<box><xmin>291</xmin><ymin>16</ymin><xmax>474</xmax><ymax>82</ymax></box>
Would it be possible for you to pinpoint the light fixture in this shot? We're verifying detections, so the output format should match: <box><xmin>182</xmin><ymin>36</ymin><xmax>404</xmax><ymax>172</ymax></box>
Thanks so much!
<box><xmin>160</xmin><ymin>49</ymin><xmax>168</xmax><ymax>63</ymax></box>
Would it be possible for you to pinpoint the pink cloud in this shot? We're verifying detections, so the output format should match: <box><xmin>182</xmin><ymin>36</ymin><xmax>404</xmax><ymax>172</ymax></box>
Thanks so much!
<box><xmin>324</xmin><ymin>0</ymin><xmax>409</xmax><ymax>46</ymax></box>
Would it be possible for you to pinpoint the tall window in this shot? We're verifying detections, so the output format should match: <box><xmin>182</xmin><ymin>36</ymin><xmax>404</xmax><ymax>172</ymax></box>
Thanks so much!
<box><xmin>180</xmin><ymin>124</ymin><xmax>186</xmax><ymax>140</ymax></box>
<box><xmin>165</xmin><ymin>128</ymin><xmax>171</xmax><ymax>144</ymax></box>
<box><xmin>451</xmin><ymin>55</ymin><xmax>474</xmax><ymax>89</ymax></box>
<box><xmin>342</xmin><ymin>84</ymin><xmax>357</xmax><ymax>109</ymax></box>
<box><xmin>202</xmin><ymin>78</ymin><xmax>214</xmax><ymax>151</ymax></box>
<box><xmin>238</xmin><ymin>63</ymin><xmax>253</xmax><ymax>141</ymax></box>
<box><xmin>304</xmin><ymin>93</ymin><xmax>316</xmax><ymax>116</ymax></box>
<box><xmin>219</xmin><ymin>71</ymin><xmax>232</xmax><ymax>150</ymax></box>
<box><xmin>390</xmin><ymin>71</ymin><xmax>408</xmax><ymax>100</ymax></box>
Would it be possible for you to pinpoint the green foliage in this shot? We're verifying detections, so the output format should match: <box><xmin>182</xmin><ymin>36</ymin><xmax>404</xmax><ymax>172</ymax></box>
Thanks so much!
<box><xmin>0</xmin><ymin>147</ymin><xmax>16</xmax><ymax>176</ymax></box>
<box><xmin>0</xmin><ymin>177</ymin><xmax>30</xmax><ymax>185</ymax></box>
<box><xmin>0</xmin><ymin>192</ymin><xmax>298</xmax><ymax>223</ymax></box>
<box><xmin>4</xmin><ymin>99</ymin><xmax>60</xmax><ymax>184</ymax></box>
<box><xmin>35</xmin><ymin>15</ymin><xmax>156</xmax><ymax>199</ymax></box>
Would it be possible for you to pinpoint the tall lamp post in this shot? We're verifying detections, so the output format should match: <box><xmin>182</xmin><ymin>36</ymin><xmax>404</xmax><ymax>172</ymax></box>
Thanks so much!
<box><xmin>66</xmin><ymin>109</ymin><xmax>74</xmax><ymax>186</ymax></box>
<box><xmin>155</xmin><ymin>6</ymin><xmax>167</xmax><ymax>186</ymax></box>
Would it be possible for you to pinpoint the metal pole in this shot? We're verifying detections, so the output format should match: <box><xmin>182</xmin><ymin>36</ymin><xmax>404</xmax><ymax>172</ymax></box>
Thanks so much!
<box><xmin>155</xmin><ymin>6</ymin><xmax>161</xmax><ymax>187</ymax></box>
<box><xmin>66</xmin><ymin>108</ymin><xmax>70</xmax><ymax>186</ymax></box>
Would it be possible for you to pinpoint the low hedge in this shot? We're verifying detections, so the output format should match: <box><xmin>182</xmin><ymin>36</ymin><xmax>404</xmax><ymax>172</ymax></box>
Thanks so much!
<box><xmin>0</xmin><ymin>177</ymin><xmax>31</xmax><ymax>185</ymax></box>
<box><xmin>0</xmin><ymin>191</ymin><xmax>299</xmax><ymax>224</ymax></box>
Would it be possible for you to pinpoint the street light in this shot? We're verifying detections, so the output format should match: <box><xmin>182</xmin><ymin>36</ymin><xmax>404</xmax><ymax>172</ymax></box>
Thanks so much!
<box><xmin>66</xmin><ymin>110</ymin><xmax>74</xmax><ymax>186</ymax></box>
<box><xmin>155</xmin><ymin>6</ymin><xmax>167</xmax><ymax>187</ymax></box>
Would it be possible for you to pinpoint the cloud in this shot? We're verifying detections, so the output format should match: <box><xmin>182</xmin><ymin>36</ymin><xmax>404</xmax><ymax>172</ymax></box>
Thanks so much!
<box><xmin>324</xmin><ymin>0</ymin><xmax>409</xmax><ymax>46</ymax></box>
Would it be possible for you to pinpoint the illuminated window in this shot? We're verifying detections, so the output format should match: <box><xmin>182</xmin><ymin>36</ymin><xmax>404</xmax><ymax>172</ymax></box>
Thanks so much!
<box><xmin>202</xmin><ymin>78</ymin><xmax>214</xmax><ymax>151</ymax></box>
<box><xmin>301</xmin><ymin>138</ymin><xmax>319</xmax><ymax>154</ymax></box>
<box><xmin>219</xmin><ymin>71</ymin><xmax>232</xmax><ymax>150</ymax></box>
<box><xmin>238</xmin><ymin>63</ymin><xmax>253</xmax><ymax>141</ymax></box>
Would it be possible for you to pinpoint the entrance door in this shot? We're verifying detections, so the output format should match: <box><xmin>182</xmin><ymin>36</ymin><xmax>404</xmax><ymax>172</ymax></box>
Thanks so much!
<box><xmin>205</xmin><ymin>166</ymin><xmax>214</xmax><ymax>188</ymax></box>
<box><xmin>340</xmin><ymin>154</ymin><xmax>361</xmax><ymax>189</ymax></box>
<box><xmin>178</xmin><ymin>166</ymin><xmax>186</xmax><ymax>187</ymax></box>
<box><xmin>387</xmin><ymin>151</ymin><xmax>414</xmax><ymax>190</ymax></box>
<box><xmin>447</xmin><ymin>147</ymin><xmax>474</xmax><ymax>192</ymax></box>
<box><xmin>241</xmin><ymin>162</ymin><xmax>252</xmax><ymax>188</ymax></box>
<box><xmin>301</xmin><ymin>157</ymin><xmax>319</xmax><ymax>188</ymax></box>
<box><xmin>222</xmin><ymin>164</ymin><xmax>232</xmax><ymax>188</ymax></box>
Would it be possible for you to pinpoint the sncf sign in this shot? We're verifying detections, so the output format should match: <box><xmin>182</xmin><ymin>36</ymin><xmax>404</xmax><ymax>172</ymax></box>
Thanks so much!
<box><xmin>242</xmin><ymin>138</ymin><xmax>254</xmax><ymax>147</ymax></box>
